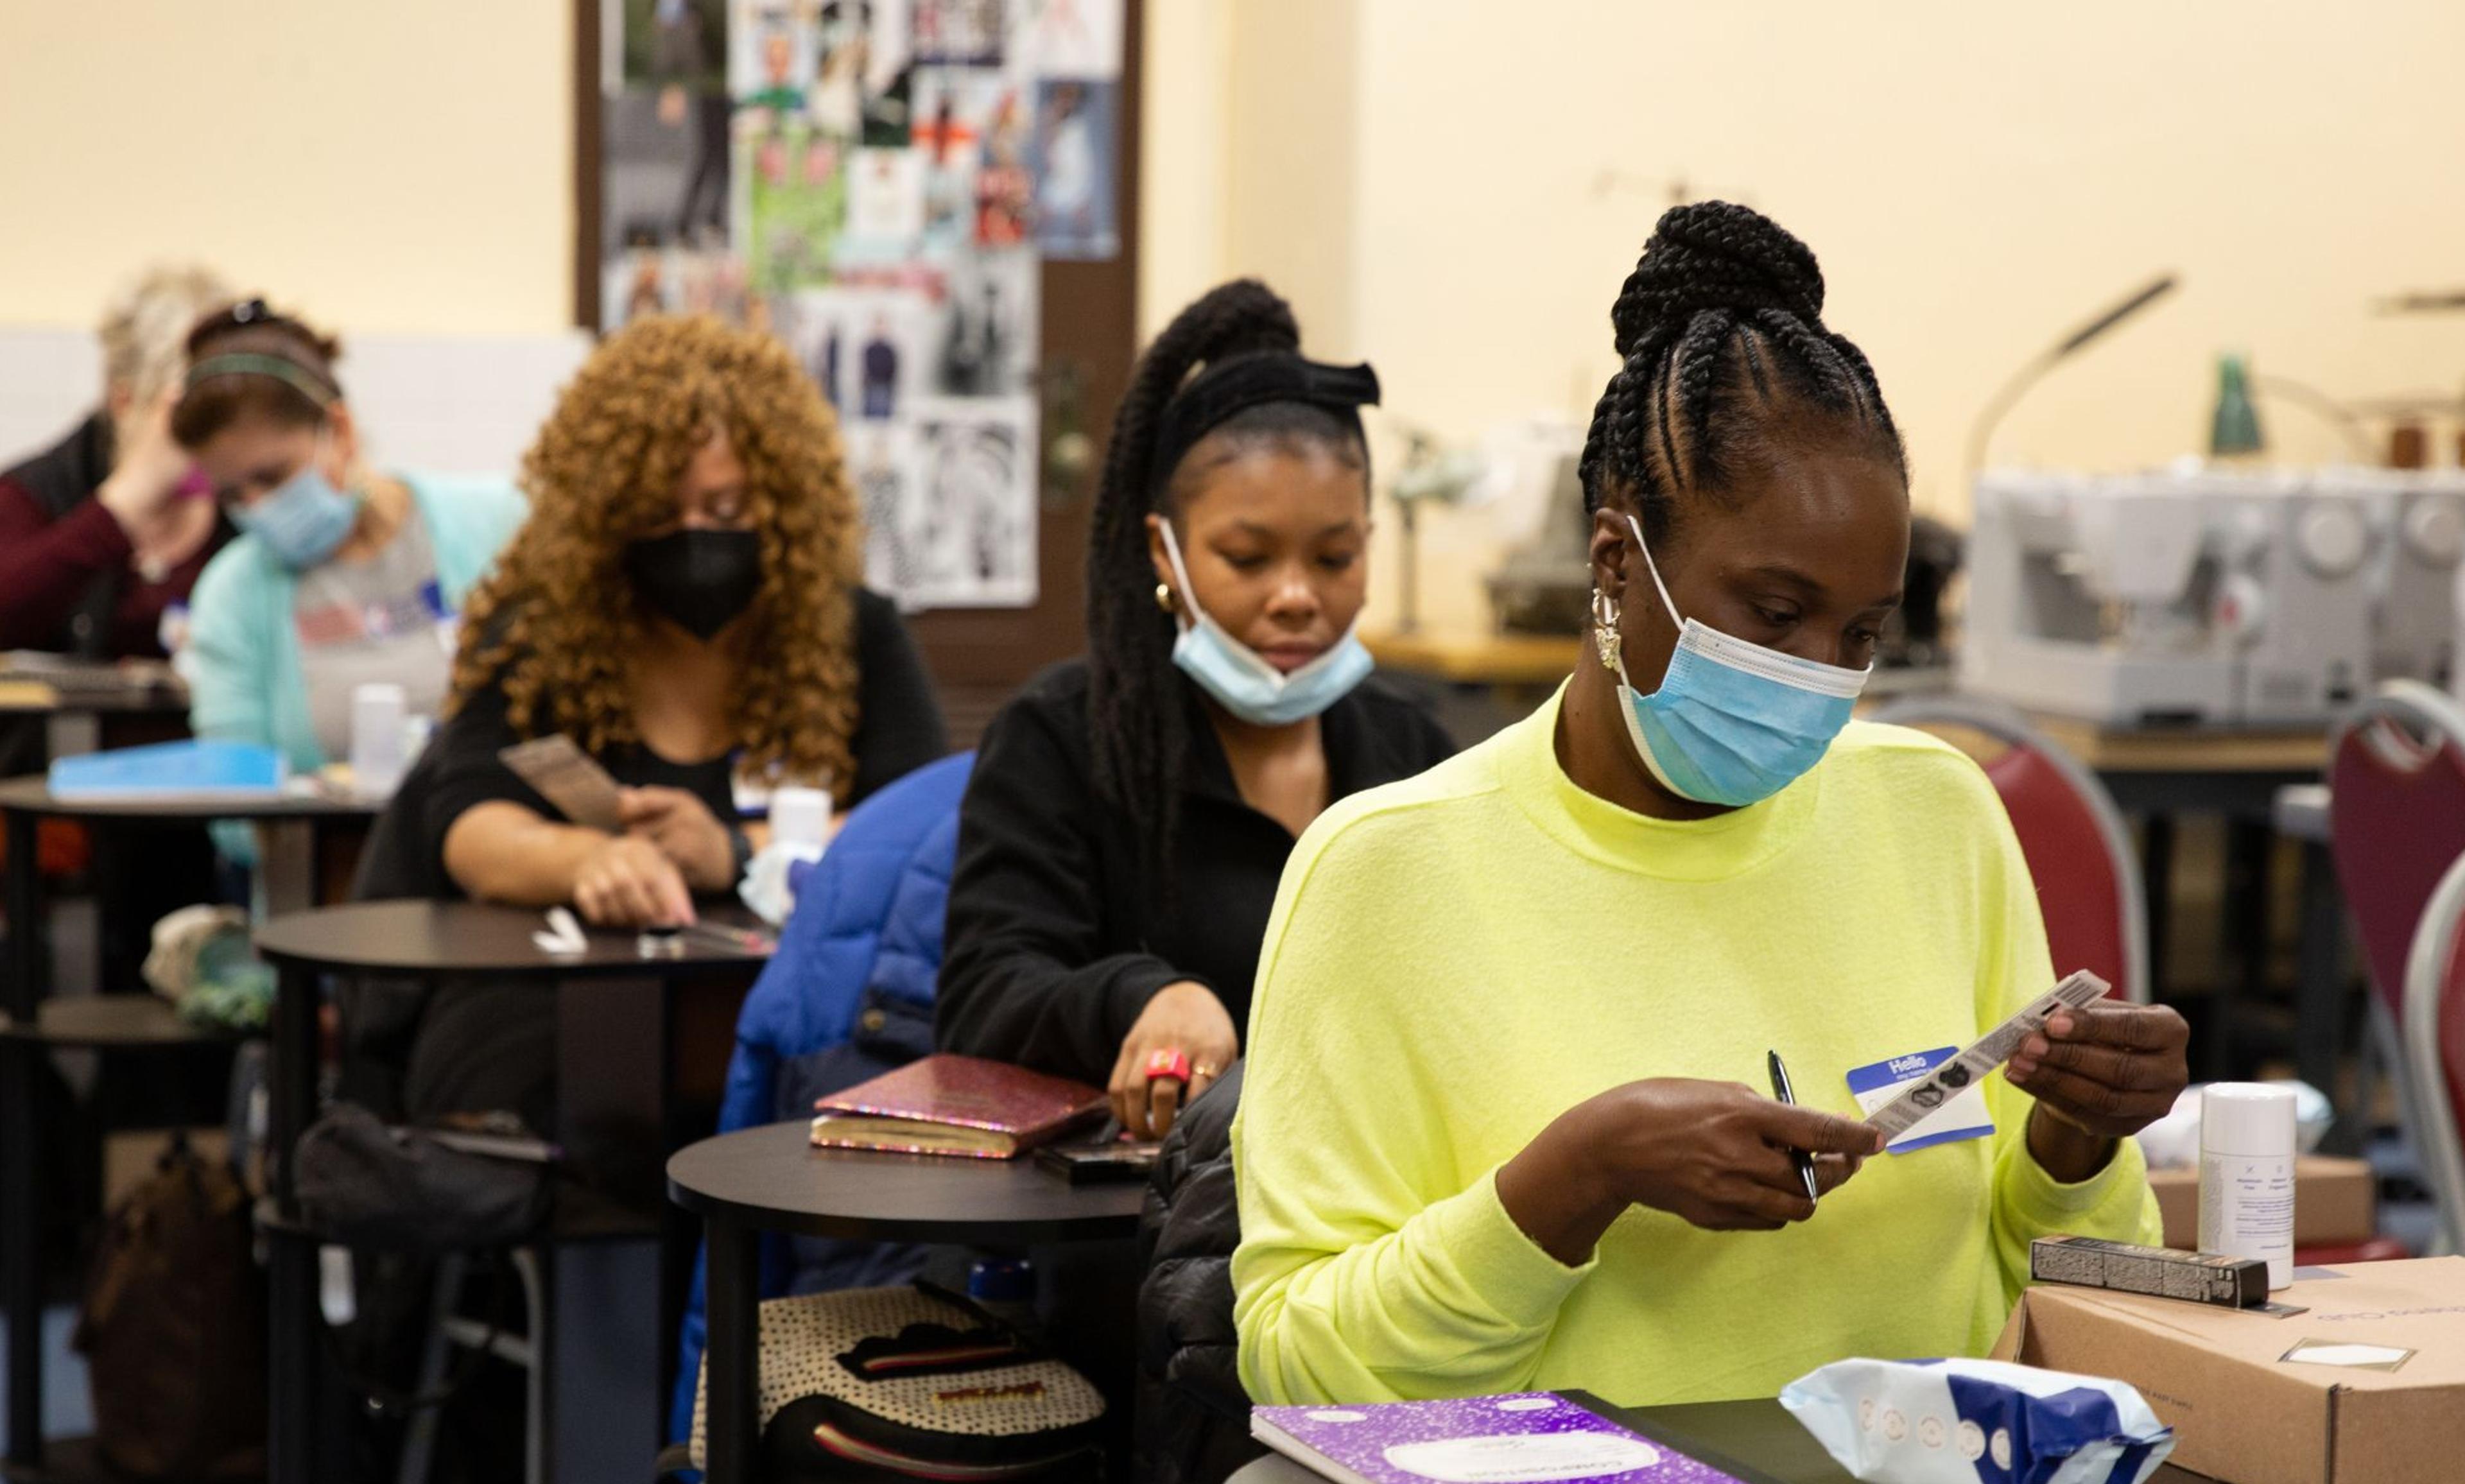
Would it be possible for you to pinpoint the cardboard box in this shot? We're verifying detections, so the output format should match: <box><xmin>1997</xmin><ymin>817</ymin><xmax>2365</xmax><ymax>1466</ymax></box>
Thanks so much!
<box><xmin>1993</xmin><ymin>1256</ymin><xmax>2465</xmax><ymax>1484</ymax></box>
<box><xmin>2146</xmin><ymin>1155</ymin><xmax>2378</xmax><ymax>1250</ymax></box>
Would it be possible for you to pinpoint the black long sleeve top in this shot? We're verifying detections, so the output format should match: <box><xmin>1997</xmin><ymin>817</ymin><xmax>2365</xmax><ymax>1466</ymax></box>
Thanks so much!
<box><xmin>935</xmin><ymin>659</ymin><xmax>1457</xmax><ymax>1085</ymax></box>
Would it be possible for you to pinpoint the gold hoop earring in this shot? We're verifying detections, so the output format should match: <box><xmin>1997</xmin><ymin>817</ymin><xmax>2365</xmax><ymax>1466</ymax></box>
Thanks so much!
<box><xmin>1591</xmin><ymin>590</ymin><xmax>1622</xmax><ymax>672</ymax></box>
<box><xmin>1155</xmin><ymin>582</ymin><xmax>1175</xmax><ymax>615</ymax></box>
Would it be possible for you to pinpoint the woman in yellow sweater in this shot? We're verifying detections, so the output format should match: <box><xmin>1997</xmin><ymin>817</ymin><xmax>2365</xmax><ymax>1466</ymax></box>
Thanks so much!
<box><xmin>1229</xmin><ymin>202</ymin><xmax>2187</xmax><ymax>1408</ymax></box>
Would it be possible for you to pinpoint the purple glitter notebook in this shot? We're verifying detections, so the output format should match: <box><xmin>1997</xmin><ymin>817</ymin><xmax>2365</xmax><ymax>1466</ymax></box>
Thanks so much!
<box><xmin>1250</xmin><ymin>1393</ymin><xmax>1749</xmax><ymax>1484</ymax></box>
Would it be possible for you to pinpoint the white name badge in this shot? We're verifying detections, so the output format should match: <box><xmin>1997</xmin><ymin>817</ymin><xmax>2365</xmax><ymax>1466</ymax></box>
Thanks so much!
<box><xmin>1847</xmin><ymin>1048</ymin><xmax>1994</xmax><ymax>1153</ymax></box>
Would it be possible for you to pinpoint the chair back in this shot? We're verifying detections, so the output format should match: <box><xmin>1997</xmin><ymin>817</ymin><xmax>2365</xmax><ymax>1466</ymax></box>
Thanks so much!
<box><xmin>1871</xmin><ymin>697</ymin><xmax>2148</xmax><ymax>1003</ymax></box>
<box><xmin>2328</xmin><ymin>681</ymin><xmax>2465</xmax><ymax>1020</ymax></box>
<box><xmin>2402</xmin><ymin>853</ymin><xmax>2465</xmax><ymax>1253</ymax></box>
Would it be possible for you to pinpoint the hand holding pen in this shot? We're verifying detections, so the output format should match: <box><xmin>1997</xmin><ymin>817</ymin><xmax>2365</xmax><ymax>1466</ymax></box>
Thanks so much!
<box><xmin>1495</xmin><ymin>1074</ymin><xmax>1883</xmax><ymax>1264</ymax></box>
<box><xmin>1767</xmin><ymin>1050</ymin><xmax>1824</xmax><ymax>1206</ymax></box>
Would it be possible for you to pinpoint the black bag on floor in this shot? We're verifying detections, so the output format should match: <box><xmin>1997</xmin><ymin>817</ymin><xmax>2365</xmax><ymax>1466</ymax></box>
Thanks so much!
<box><xmin>291</xmin><ymin>1103</ymin><xmax>553</xmax><ymax>1254</ymax></box>
<box><xmin>73</xmin><ymin>1134</ymin><xmax>266</xmax><ymax>1480</ymax></box>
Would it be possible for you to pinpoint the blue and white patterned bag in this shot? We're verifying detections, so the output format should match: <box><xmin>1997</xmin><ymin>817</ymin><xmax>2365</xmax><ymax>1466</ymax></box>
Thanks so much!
<box><xmin>1781</xmin><ymin>1356</ymin><xmax>2174</xmax><ymax>1484</ymax></box>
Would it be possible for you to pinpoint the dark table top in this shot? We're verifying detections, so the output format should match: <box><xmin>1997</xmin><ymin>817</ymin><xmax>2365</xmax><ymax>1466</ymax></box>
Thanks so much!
<box><xmin>1229</xmin><ymin>1395</ymin><xmax>2208</xmax><ymax>1484</ymax></box>
<box><xmin>666</xmin><ymin>1119</ymin><xmax>1146</xmax><ymax>1245</ymax></box>
<box><xmin>0</xmin><ymin>773</ymin><xmax>379</xmax><ymax>822</ymax></box>
<box><xmin>254</xmin><ymin>898</ymin><xmax>774</xmax><ymax>978</ymax></box>
<box><xmin>0</xmin><ymin>680</ymin><xmax>187</xmax><ymax>717</ymax></box>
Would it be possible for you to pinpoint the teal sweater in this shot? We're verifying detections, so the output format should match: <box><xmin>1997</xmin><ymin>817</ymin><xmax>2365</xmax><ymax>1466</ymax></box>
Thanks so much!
<box><xmin>182</xmin><ymin>472</ymin><xmax>524</xmax><ymax>857</ymax></box>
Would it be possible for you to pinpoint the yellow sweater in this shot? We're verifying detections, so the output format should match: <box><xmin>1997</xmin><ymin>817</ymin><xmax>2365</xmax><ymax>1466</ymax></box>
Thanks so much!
<box><xmin>1231</xmin><ymin>689</ymin><xmax>2160</xmax><ymax>1406</ymax></box>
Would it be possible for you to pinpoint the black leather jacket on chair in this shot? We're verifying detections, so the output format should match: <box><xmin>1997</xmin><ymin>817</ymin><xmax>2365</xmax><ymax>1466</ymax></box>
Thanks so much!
<box><xmin>1134</xmin><ymin>1064</ymin><xmax>1265</xmax><ymax>1484</ymax></box>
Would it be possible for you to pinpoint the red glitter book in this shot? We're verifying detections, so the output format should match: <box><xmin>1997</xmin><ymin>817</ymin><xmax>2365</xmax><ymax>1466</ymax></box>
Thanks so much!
<box><xmin>809</xmin><ymin>1054</ymin><xmax>1107</xmax><ymax>1159</ymax></box>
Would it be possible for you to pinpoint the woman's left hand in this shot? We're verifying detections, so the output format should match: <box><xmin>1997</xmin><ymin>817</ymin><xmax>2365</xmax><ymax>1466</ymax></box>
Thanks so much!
<box><xmin>618</xmin><ymin>786</ymin><xmax>737</xmax><ymax>892</ymax></box>
<box><xmin>2007</xmin><ymin>999</ymin><xmax>2190</xmax><ymax>1148</ymax></box>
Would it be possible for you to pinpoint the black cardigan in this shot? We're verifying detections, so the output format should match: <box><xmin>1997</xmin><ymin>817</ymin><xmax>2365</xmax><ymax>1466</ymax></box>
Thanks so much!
<box><xmin>934</xmin><ymin>659</ymin><xmax>1457</xmax><ymax>1085</ymax></box>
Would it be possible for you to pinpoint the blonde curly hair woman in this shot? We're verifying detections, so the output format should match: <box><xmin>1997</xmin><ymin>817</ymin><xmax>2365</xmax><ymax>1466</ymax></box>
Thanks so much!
<box><xmin>361</xmin><ymin>315</ymin><xmax>944</xmax><ymax>1128</ymax></box>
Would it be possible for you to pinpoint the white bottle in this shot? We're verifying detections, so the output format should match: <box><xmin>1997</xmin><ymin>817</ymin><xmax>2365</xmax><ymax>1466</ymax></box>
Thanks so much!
<box><xmin>738</xmin><ymin>785</ymin><xmax>835</xmax><ymax>925</ymax></box>
<box><xmin>769</xmin><ymin>786</ymin><xmax>833</xmax><ymax>852</ymax></box>
<box><xmin>2199</xmin><ymin>1082</ymin><xmax>2297</xmax><ymax>1289</ymax></box>
<box><xmin>349</xmin><ymin>682</ymin><xmax>408</xmax><ymax>798</ymax></box>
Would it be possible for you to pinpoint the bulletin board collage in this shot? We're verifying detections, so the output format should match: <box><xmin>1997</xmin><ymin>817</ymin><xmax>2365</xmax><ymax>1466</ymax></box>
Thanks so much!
<box><xmin>600</xmin><ymin>0</ymin><xmax>1125</xmax><ymax>611</ymax></box>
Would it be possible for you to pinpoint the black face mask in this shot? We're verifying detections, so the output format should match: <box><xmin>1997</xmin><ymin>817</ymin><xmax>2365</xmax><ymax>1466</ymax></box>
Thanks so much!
<box><xmin>624</xmin><ymin>528</ymin><xmax>762</xmax><ymax>641</ymax></box>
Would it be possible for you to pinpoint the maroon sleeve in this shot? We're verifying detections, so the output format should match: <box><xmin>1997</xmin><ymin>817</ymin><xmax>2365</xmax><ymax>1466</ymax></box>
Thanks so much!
<box><xmin>0</xmin><ymin>478</ymin><xmax>134</xmax><ymax>651</ymax></box>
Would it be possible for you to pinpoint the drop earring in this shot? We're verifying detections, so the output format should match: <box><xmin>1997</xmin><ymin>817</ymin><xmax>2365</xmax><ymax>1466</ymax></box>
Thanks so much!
<box><xmin>1155</xmin><ymin>582</ymin><xmax>1175</xmax><ymax>614</ymax></box>
<box><xmin>1591</xmin><ymin>589</ymin><xmax>1623</xmax><ymax>671</ymax></box>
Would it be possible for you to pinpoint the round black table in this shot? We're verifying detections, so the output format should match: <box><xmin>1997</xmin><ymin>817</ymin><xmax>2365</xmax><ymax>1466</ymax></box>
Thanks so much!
<box><xmin>250</xmin><ymin>898</ymin><xmax>771</xmax><ymax>1484</ymax></box>
<box><xmin>0</xmin><ymin>773</ymin><xmax>376</xmax><ymax>921</ymax></box>
<box><xmin>0</xmin><ymin>657</ymin><xmax>184</xmax><ymax>714</ymax></box>
<box><xmin>0</xmin><ymin>777</ymin><xmax>372</xmax><ymax>1476</ymax></box>
<box><xmin>667</xmin><ymin>1121</ymin><xmax>1145</xmax><ymax>1483</ymax></box>
<box><xmin>0</xmin><ymin>774</ymin><xmax>372</xmax><ymax>818</ymax></box>
<box><xmin>254</xmin><ymin>897</ymin><xmax>768</xmax><ymax>977</ymax></box>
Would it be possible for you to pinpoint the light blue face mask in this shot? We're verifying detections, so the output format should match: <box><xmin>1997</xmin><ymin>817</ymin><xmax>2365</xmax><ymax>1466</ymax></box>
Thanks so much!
<box><xmin>1603</xmin><ymin>512</ymin><xmax>1869</xmax><ymax>807</ymax></box>
<box><xmin>235</xmin><ymin>447</ymin><xmax>359</xmax><ymax>570</ymax></box>
<box><xmin>1158</xmin><ymin>521</ymin><xmax>1374</xmax><ymax>727</ymax></box>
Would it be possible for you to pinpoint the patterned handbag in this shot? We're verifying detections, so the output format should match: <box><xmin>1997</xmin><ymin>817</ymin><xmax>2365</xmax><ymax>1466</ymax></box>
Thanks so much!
<box><xmin>689</xmin><ymin>1282</ymin><xmax>1107</xmax><ymax>1480</ymax></box>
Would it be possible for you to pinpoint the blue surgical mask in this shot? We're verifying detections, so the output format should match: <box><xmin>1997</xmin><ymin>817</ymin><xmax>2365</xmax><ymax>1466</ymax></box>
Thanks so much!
<box><xmin>235</xmin><ymin>452</ymin><xmax>359</xmax><ymax>570</ymax></box>
<box><xmin>1603</xmin><ymin>513</ymin><xmax>1869</xmax><ymax>807</ymax></box>
<box><xmin>1157</xmin><ymin>522</ymin><xmax>1373</xmax><ymax>727</ymax></box>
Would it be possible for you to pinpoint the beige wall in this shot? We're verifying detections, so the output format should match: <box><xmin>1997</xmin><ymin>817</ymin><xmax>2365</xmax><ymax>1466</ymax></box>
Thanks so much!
<box><xmin>1142</xmin><ymin>1</ymin><xmax>2465</xmax><ymax>634</ymax></box>
<box><xmin>11</xmin><ymin>2</ymin><xmax>2462</xmax><ymax>634</ymax></box>
<box><xmin>0</xmin><ymin>0</ymin><xmax>573</xmax><ymax>338</ymax></box>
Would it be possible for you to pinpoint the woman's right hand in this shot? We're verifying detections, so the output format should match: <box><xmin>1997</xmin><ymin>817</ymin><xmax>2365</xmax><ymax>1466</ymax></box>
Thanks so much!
<box><xmin>97</xmin><ymin>389</ymin><xmax>196</xmax><ymax>536</ymax></box>
<box><xmin>1109</xmin><ymin>980</ymin><xmax>1240</xmax><ymax>1140</ymax></box>
<box><xmin>571</xmin><ymin>834</ymin><xmax>695</xmax><ymax>927</ymax></box>
<box><xmin>1498</xmin><ymin>1078</ymin><xmax>1885</xmax><ymax>1264</ymax></box>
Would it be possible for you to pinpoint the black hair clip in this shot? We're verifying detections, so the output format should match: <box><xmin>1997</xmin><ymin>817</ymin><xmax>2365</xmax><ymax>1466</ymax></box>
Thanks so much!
<box><xmin>187</xmin><ymin>296</ymin><xmax>282</xmax><ymax>351</ymax></box>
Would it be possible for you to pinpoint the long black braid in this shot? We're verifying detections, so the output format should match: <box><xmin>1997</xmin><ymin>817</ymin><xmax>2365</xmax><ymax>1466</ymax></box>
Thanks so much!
<box><xmin>1085</xmin><ymin>279</ymin><xmax>1367</xmax><ymax>899</ymax></box>
<box><xmin>1578</xmin><ymin>201</ymin><xmax>1905</xmax><ymax>544</ymax></box>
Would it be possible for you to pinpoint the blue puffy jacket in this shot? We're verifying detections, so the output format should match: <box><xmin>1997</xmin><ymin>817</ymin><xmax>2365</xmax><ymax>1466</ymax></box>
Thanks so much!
<box><xmin>668</xmin><ymin>751</ymin><xmax>973</xmax><ymax>1444</ymax></box>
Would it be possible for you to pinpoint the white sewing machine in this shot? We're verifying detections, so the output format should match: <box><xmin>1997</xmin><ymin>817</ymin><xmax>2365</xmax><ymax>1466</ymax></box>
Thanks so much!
<box><xmin>2339</xmin><ymin>467</ymin><xmax>2464</xmax><ymax>691</ymax></box>
<box><xmin>1962</xmin><ymin>467</ymin><xmax>2377</xmax><ymax>727</ymax></box>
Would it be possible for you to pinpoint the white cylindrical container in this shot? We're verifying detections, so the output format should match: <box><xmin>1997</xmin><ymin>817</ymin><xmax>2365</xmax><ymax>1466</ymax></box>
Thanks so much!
<box><xmin>349</xmin><ymin>683</ymin><xmax>408</xmax><ymax>798</ymax></box>
<box><xmin>770</xmin><ymin>785</ymin><xmax>833</xmax><ymax>851</ymax></box>
<box><xmin>2199</xmin><ymin>1082</ymin><xmax>2297</xmax><ymax>1289</ymax></box>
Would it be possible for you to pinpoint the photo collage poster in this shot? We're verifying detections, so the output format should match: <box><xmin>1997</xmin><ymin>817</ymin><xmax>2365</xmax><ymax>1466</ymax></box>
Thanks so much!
<box><xmin>600</xmin><ymin>0</ymin><xmax>1125</xmax><ymax>610</ymax></box>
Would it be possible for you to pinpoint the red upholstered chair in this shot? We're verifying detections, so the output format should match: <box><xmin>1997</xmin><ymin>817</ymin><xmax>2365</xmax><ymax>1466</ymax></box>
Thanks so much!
<box><xmin>2401</xmin><ymin>854</ymin><xmax>2465</xmax><ymax>1254</ymax></box>
<box><xmin>2328</xmin><ymin>681</ymin><xmax>2465</xmax><ymax>1200</ymax></box>
<box><xmin>1872</xmin><ymin>698</ymin><xmax>2148</xmax><ymax>1004</ymax></box>
<box><xmin>2328</xmin><ymin>681</ymin><xmax>2465</xmax><ymax>1029</ymax></box>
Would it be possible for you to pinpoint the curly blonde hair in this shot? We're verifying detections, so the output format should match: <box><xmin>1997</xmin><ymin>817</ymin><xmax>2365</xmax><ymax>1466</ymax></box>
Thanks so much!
<box><xmin>449</xmin><ymin>315</ymin><xmax>863</xmax><ymax>791</ymax></box>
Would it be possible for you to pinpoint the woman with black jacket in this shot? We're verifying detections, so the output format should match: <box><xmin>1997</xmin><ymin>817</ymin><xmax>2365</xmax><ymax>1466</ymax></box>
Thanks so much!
<box><xmin>934</xmin><ymin>279</ymin><xmax>1456</xmax><ymax>1139</ymax></box>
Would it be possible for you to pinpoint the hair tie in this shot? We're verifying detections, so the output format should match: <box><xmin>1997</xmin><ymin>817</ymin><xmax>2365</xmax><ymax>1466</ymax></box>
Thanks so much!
<box><xmin>1148</xmin><ymin>351</ymin><xmax>1380</xmax><ymax>492</ymax></box>
<box><xmin>184</xmin><ymin>352</ymin><xmax>336</xmax><ymax>407</ymax></box>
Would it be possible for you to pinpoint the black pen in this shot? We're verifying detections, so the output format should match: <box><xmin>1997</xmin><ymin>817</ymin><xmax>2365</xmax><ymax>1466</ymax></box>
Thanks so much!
<box><xmin>1766</xmin><ymin>1049</ymin><xmax>1822</xmax><ymax>1205</ymax></box>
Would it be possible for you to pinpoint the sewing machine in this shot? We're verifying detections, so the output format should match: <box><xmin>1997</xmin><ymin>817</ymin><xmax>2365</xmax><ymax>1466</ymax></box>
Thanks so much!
<box><xmin>1962</xmin><ymin>468</ymin><xmax>2376</xmax><ymax>727</ymax></box>
<box><xmin>1485</xmin><ymin>445</ymin><xmax>1595</xmax><ymax>636</ymax></box>
<box><xmin>2343</xmin><ymin>468</ymin><xmax>2464</xmax><ymax>690</ymax></box>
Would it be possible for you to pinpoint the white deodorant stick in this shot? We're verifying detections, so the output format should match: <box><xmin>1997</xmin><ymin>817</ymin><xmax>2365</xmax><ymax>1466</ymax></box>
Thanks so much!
<box><xmin>769</xmin><ymin>786</ymin><xmax>833</xmax><ymax>851</ymax></box>
<box><xmin>2199</xmin><ymin>1082</ymin><xmax>2297</xmax><ymax>1290</ymax></box>
<box><xmin>349</xmin><ymin>682</ymin><xmax>408</xmax><ymax>798</ymax></box>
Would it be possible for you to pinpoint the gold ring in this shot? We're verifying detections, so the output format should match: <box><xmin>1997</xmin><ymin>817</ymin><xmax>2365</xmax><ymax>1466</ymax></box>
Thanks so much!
<box><xmin>1193</xmin><ymin>1063</ymin><xmax>1220</xmax><ymax>1080</ymax></box>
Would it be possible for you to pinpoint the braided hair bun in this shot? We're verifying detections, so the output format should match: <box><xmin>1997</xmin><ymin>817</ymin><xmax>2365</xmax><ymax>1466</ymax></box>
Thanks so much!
<box><xmin>1578</xmin><ymin>201</ymin><xmax>1901</xmax><ymax>531</ymax></box>
<box><xmin>1611</xmin><ymin>201</ymin><xmax>1826</xmax><ymax>356</ymax></box>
